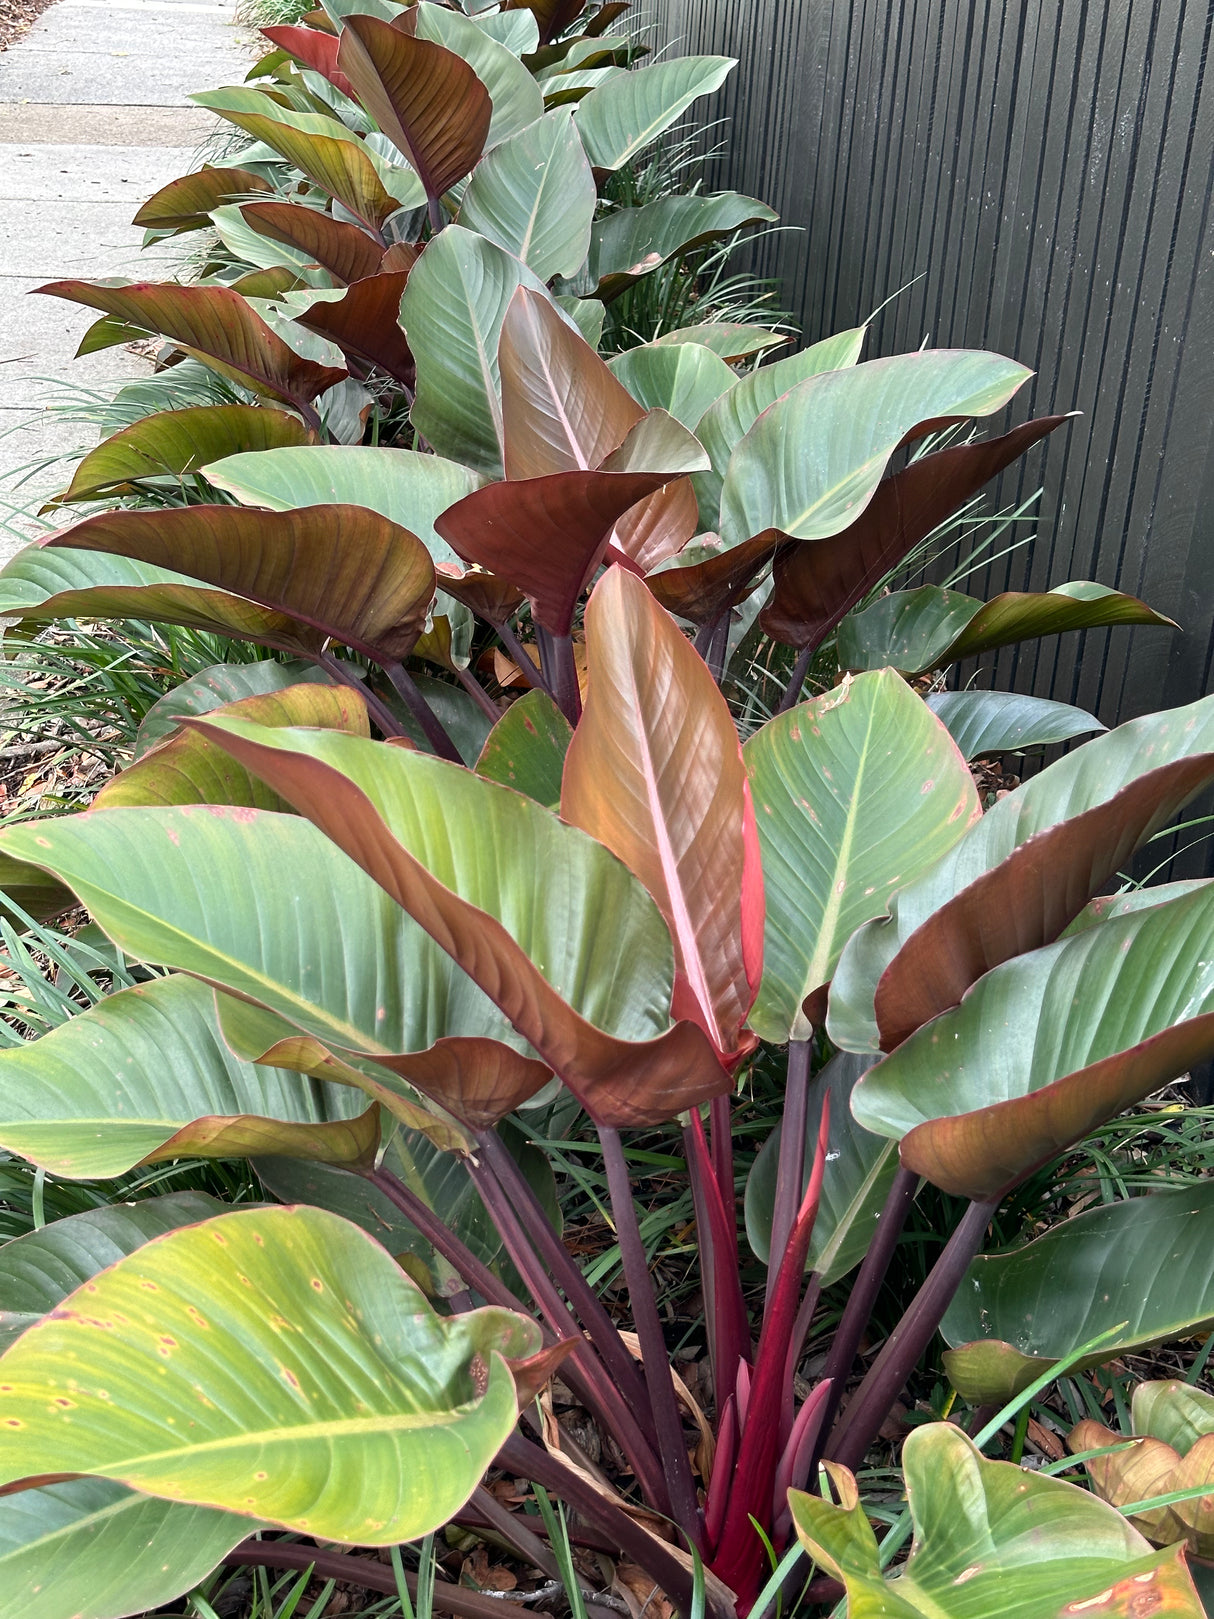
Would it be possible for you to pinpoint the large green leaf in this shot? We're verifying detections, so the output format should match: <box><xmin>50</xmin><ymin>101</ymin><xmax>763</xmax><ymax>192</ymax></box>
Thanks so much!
<box><xmin>134</xmin><ymin>660</ymin><xmax>336</xmax><ymax>758</ymax></box>
<box><xmin>52</xmin><ymin>405</ymin><xmax>314</xmax><ymax>507</ymax></box>
<box><xmin>96</xmin><ymin>682</ymin><xmax>369</xmax><ymax>810</ymax></box>
<box><xmin>186</xmin><ymin>718</ymin><xmax>729</xmax><ymax>1125</ymax></box>
<box><xmin>741</xmin><ymin>671</ymin><xmax>980</xmax><ymax>1042</ymax></box>
<box><xmin>608</xmin><ymin>341</ymin><xmax>736</xmax><ymax>427</ymax></box>
<box><xmin>50</xmin><ymin>503</ymin><xmax>437</xmax><ymax>661</ymax></box>
<box><xmin>0</xmin><ymin>1192</ymin><xmax>224</xmax><ymax>1351</ymax></box>
<box><xmin>574</xmin><ymin>56</ymin><xmax>734</xmax><ymax>170</ymax></box>
<box><xmin>37</xmin><ymin>279</ymin><xmax>345</xmax><ymax>412</ymax></box>
<box><xmin>0</xmin><ymin>973</ymin><xmax>377</xmax><ymax>1179</ymax></box>
<box><xmin>838</xmin><ymin>581</ymin><xmax>1174</xmax><ymax>676</ymax></box>
<box><xmin>719</xmin><ymin>350</ymin><xmax>1031</xmax><ymax>548</ymax></box>
<box><xmin>942</xmin><ymin>1180</ymin><xmax>1214</xmax><ymax>1404</ymax></box>
<box><xmin>193</xmin><ymin>87</ymin><xmax>423</xmax><ymax>225</ymax></box>
<box><xmin>744</xmin><ymin>1050</ymin><xmax>893</xmax><ymax>1285</ymax></box>
<box><xmin>0</xmin><ymin>544</ymin><xmax>325</xmax><ymax>655</ymax></box>
<box><xmin>851</xmin><ymin>883</ymin><xmax>1214</xmax><ymax>1198</ymax></box>
<box><xmin>925</xmin><ymin>689</ymin><xmax>1105</xmax><ymax>759</ymax></box>
<box><xmin>562</xmin><ymin>567</ymin><xmax>762</xmax><ymax>1062</ymax></box>
<box><xmin>400</xmin><ymin>226</ymin><xmax>549</xmax><ymax>474</ymax></box>
<box><xmin>586</xmin><ymin>191</ymin><xmax>777</xmax><ymax>299</ymax></box>
<box><xmin>0</xmin><ymin>1205</ymin><xmax>535</xmax><ymax>1543</ymax></box>
<box><xmin>790</xmin><ymin>1424</ymin><xmax>1201</xmax><ymax>1618</ymax></box>
<box><xmin>691</xmin><ymin>329</ymin><xmax>867</xmax><ymax>529</ymax></box>
<box><xmin>0</xmin><ymin>1480</ymin><xmax>250</xmax><ymax>1619</ymax></box>
<box><xmin>828</xmin><ymin>692</ymin><xmax>1214</xmax><ymax>1054</ymax></box>
<box><xmin>337</xmin><ymin>14</ymin><xmax>492</xmax><ymax>198</ymax></box>
<box><xmin>475</xmin><ymin>689</ymin><xmax>571</xmax><ymax>808</ymax></box>
<box><xmin>203</xmin><ymin>444</ymin><xmax>485</xmax><ymax>567</ymax></box>
<box><xmin>413</xmin><ymin>3</ymin><xmax>544</xmax><ymax>150</ymax></box>
<box><xmin>459</xmin><ymin>110</ymin><xmax>595</xmax><ymax>281</ymax></box>
<box><xmin>0</xmin><ymin>806</ymin><xmax>547</xmax><ymax>1132</ymax></box>
<box><xmin>653</xmin><ymin>322</ymin><xmax>789</xmax><ymax>362</ymax></box>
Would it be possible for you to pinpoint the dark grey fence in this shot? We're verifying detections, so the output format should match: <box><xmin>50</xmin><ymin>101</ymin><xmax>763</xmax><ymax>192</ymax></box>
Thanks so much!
<box><xmin>661</xmin><ymin>0</ymin><xmax>1214</xmax><ymax>734</ymax></box>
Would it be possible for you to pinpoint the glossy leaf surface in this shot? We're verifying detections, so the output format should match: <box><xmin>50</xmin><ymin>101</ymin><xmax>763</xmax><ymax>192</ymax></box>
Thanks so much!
<box><xmin>337</xmin><ymin>14</ymin><xmax>491</xmax><ymax>199</ymax></box>
<box><xmin>760</xmin><ymin>415</ymin><xmax>1071</xmax><ymax>651</ymax></box>
<box><xmin>852</xmin><ymin>883</ymin><xmax>1214</xmax><ymax>1198</ymax></box>
<box><xmin>36</xmin><ymin>279</ymin><xmax>345</xmax><ymax>409</ymax></box>
<box><xmin>745</xmin><ymin>1050</ymin><xmax>891</xmax><ymax>1285</ymax></box>
<box><xmin>188</xmin><ymin>719</ymin><xmax>730</xmax><ymax>1125</ymax></box>
<box><xmin>790</xmin><ymin>1425</ymin><xmax>1200</xmax><ymax>1618</ymax></box>
<box><xmin>563</xmin><ymin>568</ymin><xmax>762</xmax><ymax>1061</ymax></box>
<box><xmin>96</xmin><ymin>682</ymin><xmax>369</xmax><ymax>810</ymax></box>
<box><xmin>0</xmin><ymin>1193</ymin><xmax>224</xmax><ymax>1351</ymax></box>
<box><xmin>719</xmin><ymin>350</ymin><xmax>1031</xmax><ymax>548</ymax></box>
<box><xmin>459</xmin><ymin>110</ymin><xmax>595</xmax><ymax>281</ymax></box>
<box><xmin>838</xmin><ymin>580</ymin><xmax>1175</xmax><ymax>675</ymax></box>
<box><xmin>54</xmin><ymin>405</ymin><xmax>313</xmax><ymax>506</ymax></box>
<box><xmin>0</xmin><ymin>1479</ymin><xmax>249</xmax><ymax>1619</ymax></box>
<box><xmin>0</xmin><ymin>543</ymin><xmax>324</xmax><ymax>655</ymax></box>
<box><xmin>475</xmin><ymin>689</ymin><xmax>571</xmax><ymax>808</ymax></box>
<box><xmin>241</xmin><ymin>200</ymin><xmax>390</xmax><ymax>285</ymax></box>
<box><xmin>925</xmin><ymin>688</ymin><xmax>1105</xmax><ymax>759</ymax></box>
<box><xmin>203</xmin><ymin>443</ymin><xmax>484</xmax><ymax>567</ymax></box>
<box><xmin>401</xmin><ymin>226</ymin><xmax>548</xmax><ymax>474</ymax></box>
<box><xmin>574</xmin><ymin>56</ymin><xmax>734</xmax><ymax>170</ymax></box>
<box><xmin>691</xmin><ymin>329</ymin><xmax>867</xmax><ymax>529</ymax></box>
<box><xmin>0</xmin><ymin>973</ymin><xmax>376</xmax><ymax>1179</ymax></box>
<box><xmin>742</xmin><ymin>671</ymin><xmax>979</xmax><ymax>1042</ymax></box>
<box><xmin>289</xmin><ymin>269</ymin><xmax>414</xmax><ymax>384</ymax></box>
<box><xmin>0</xmin><ymin>1205</ymin><xmax>534</xmax><ymax>1543</ymax></box>
<box><xmin>587</xmin><ymin>191</ymin><xmax>776</xmax><ymax>298</ymax></box>
<box><xmin>413</xmin><ymin>3</ymin><xmax>545</xmax><ymax>150</ymax></box>
<box><xmin>828</xmin><ymin>692</ymin><xmax>1214</xmax><ymax>1053</ymax></box>
<box><xmin>643</xmin><ymin>529</ymin><xmax>780</xmax><ymax>625</ymax></box>
<box><xmin>942</xmin><ymin>1179</ymin><xmax>1214</xmax><ymax>1403</ymax></box>
<box><xmin>872</xmin><ymin>753</ymin><xmax>1214</xmax><ymax>1051</ymax></box>
<box><xmin>49</xmin><ymin>503</ymin><xmax>436</xmax><ymax>661</ymax></box>
<box><xmin>608</xmin><ymin>341</ymin><xmax>736</xmax><ymax>427</ymax></box>
<box><xmin>653</xmin><ymin>322</ymin><xmax>789</xmax><ymax>362</ymax></box>
<box><xmin>261</xmin><ymin>22</ymin><xmax>356</xmax><ymax>98</ymax></box>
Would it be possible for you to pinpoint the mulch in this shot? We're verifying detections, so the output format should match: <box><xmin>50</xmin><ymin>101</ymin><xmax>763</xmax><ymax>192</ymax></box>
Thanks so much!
<box><xmin>0</xmin><ymin>0</ymin><xmax>56</xmax><ymax>52</ymax></box>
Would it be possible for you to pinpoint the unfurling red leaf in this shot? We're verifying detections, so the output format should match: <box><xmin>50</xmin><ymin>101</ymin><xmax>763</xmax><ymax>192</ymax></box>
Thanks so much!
<box><xmin>184</xmin><ymin>719</ymin><xmax>731</xmax><ymax>1126</ymax></box>
<box><xmin>0</xmin><ymin>1206</ymin><xmax>535</xmax><ymax>1543</ymax></box>
<box><xmin>562</xmin><ymin>568</ymin><xmax>761</xmax><ymax>1062</ymax></box>
<box><xmin>48</xmin><ymin>503</ymin><xmax>436</xmax><ymax>661</ymax></box>
<box><xmin>262</xmin><ymin>23</ymin><xmax>356</xmax><ymax>98</ymax></box>
<box><xmin>337</xmin><ymin>15</ymin><xmax>492</xmax><ymax>200</ymax></box>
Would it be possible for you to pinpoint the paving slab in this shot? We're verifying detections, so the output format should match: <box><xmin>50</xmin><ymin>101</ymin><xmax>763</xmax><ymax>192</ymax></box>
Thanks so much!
<box><xmin>0</xmin><ymin>141</ymin><xmax>196</xmax><ymax>201</ymax></box>
<box><xmin>0</xmin><ymin>101</ymin><xmax>218</xmax><ymax>141</ymax></box>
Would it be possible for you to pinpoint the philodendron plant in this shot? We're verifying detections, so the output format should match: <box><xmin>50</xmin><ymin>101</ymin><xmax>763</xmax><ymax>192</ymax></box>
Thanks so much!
<box><xmin>2</xmin><ymin>2</ymin><xmax>1214</xmax><ymax>1617</ymax></box>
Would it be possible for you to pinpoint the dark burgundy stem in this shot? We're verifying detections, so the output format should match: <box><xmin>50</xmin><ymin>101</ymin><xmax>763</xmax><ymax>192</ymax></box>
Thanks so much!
<box><xmin>369</xmin><ymin>1165</ymin><xmax>522</xmax><ymax>1312</ymax></box>
<box><xmin>383</xmin><ymin>660</ymin><xmax>464</xmax><ymax>762</ymax></box>
<box><xmin>454</xmin><ymin>663</ymin><xmax>502</xmax><ymax>723</ymax></box>
<box><xmin>776</xmin><ymin>645</ymin><xmax>813</xmax><ymax>714</ymax></box>
<box><xmin>465</xmin><ymin>1148</ymin><xmax>670</xmax><ymax>1516</ymax></box>
<box><xmin>498</xmin><ymin>1434</ymin><xmax>702</xmax><ymax>1618</ymax></box>
<box><xmin>709</xmin><ymin>1091</ymin><xmax>733</xmax><ymax>1212</ymax></box>
<box><xmin>598</xmin><ymin>1125</ymin><xmax>702</xmax><ymax>1545</ymax></box>
<box><xmin>315</xmin><ymin>651</ymin><xmax>408</xmax><ymax>740</ymax></box>
<box><xmin>812</xmin><ymin>1164</ymin><xmax>918</xmax><ymax>1465</ymax></box>
<box><xmin>495</xmin><ymin>620</ymin><xmax>551</xmax><ymax>695</ymax></box>
<box><xmin>224</xmin><ymin>1540</ymin><xmax>521</xmax><ymax>1619</ymax></box>
<box><xmin>475</xmin><ymin>1130</ymin><xmax>655</xmax><ymax>1433</ymax></box>
<box><xmin>684</xmin><ymin>1111</ymin><xmax>750</xmax><ymax>1397</ymax></box>
<box><xmin>552</xmin><ymin>633</ymin><xmax>583</xmax><ymax>725</ymax></box>
<box><xmin>765</xmin><ymin>1039</ymin><xmax>813</xmax><ymax>1310</ymax></box>
<box><xmin>469</xmin><ymin>1482</ymin><xmax>561</xmax><ymax>1579</ymax></box>
<box><xmin>827</xmin><ymin>1194</ymin><xmax>998</xmax><ymax>1473</ymax></box>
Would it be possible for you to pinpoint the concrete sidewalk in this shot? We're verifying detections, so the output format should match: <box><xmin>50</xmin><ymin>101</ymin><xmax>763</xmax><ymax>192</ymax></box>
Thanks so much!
<box><xmin>0</xmin><ymin>0</ymin><xmax>253</xmax><ymax>551</ymax></box>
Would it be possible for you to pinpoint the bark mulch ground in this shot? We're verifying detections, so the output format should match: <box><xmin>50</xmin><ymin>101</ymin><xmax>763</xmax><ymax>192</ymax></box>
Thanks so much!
<box><xmin>0</xmin><ymin>0</ymin><xmax>55</xmax><ymax>52</ymax></box>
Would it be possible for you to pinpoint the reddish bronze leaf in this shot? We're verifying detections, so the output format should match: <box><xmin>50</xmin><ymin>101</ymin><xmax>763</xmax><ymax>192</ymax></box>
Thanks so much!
<box><xmin>874</xmin><ymin>754</ymin><xmax>1214</xmax><ymax>1050</ymax></box>
<box><xmin>132</xmin><ymin>166</ymin><xmax>273</xmax><ymax>231</ymax></box>
<box><xmin>262</xmin><ymin>24</ymin><xmax>357</xmax><ymax>99</ymax></box>
<box><xmin>435</xmin><ymin>563</ymin><xmax>525</xmax><ymax>624</ymax></box>
<box><xmin>499</xmin><ymin>288</ymin><xmax>642</xmax><ymax>480</ymax></box>
<box><xmin>609</xmin><ymin>477</ymin><xmax>699</xmax><ymax>573</ymax></box>
<box><xmin>562</xmin><ymin>568</ymin><xmax>762</xmax><ymax>1062</ymax></box>
<box><xmin>292</xmin><ymin>271</ymin><xmax>414</xmax><ymax>386</ymax></box>
<box><xmin>761</xmin><ymin>415</ymin><xmax>1073</xmax><ymax>650</ymax></box>
<box><xmin>35</xmin><ymin>280</ymin><xmax>344</xmax><ymax>409</ymax></box>
<box><xmin>505</xmin><ymin>0</ymin><xmax>588</xmax><ymax>44</ymax></box>
<box><xmin>241</xmin><ymin>201</ymin><xmax>387</xmax><ymax>284</ymax></box>
<box><xmin>48</xmin><ymin>503</ymin><xmax>436</xmax><ymax>661</ymax></box>
<box><xmin>645</xmin><ymin>531</ymin><xmax>784</xmax><ymax>625</ymax></box>
<box><xmin>337</xmin><ymin>16</ymin><xmax>492</xmax><ymax>201</ymax></box>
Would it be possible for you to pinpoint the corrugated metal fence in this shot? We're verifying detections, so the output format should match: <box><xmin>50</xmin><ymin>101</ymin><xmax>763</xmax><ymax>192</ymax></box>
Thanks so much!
<box><xmin>661</xmin><ymin>0</ymin><xmax>1214</xmax><ymax>735</ymax></box>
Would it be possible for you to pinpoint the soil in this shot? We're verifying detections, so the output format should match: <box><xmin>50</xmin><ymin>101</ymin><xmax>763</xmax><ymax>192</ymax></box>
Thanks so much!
<box><xmin>0</xmin><ymin>0</ymin><xmax>54</xmax><ymax>51</ymax></box>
